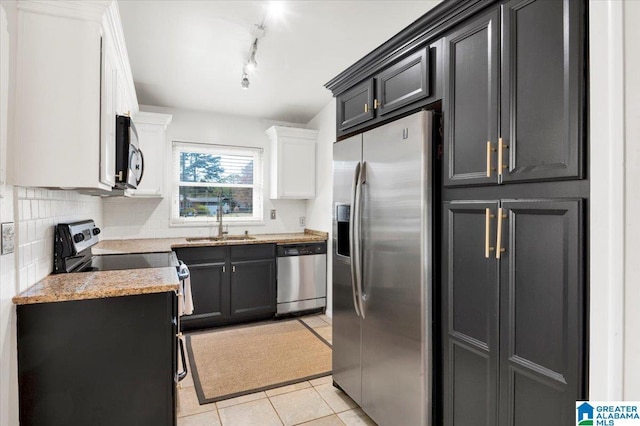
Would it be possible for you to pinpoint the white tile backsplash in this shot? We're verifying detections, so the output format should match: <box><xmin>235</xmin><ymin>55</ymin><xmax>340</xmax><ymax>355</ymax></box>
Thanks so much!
<box><xmin>16</xmin><ymin>187</ymin><xmax>102</xmax><ymax>291</ymax></box>
<box><xmin>101</xmin><ymin>197</ymin><xmax>306</xmax><ymax>240</ymax></box>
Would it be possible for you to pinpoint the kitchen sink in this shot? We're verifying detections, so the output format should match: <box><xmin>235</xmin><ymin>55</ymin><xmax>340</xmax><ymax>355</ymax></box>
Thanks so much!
<box><xmin>186</xmin><ymin>235</ymin><xmax>256</xmax><ymax>242</ymax></box>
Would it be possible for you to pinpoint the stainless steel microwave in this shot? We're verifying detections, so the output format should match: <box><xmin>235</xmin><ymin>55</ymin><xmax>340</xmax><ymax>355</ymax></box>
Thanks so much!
<box><xmin>114</xmin><ymin>115</ymin><xmax>143</xmax><ymax>189</ymax></box>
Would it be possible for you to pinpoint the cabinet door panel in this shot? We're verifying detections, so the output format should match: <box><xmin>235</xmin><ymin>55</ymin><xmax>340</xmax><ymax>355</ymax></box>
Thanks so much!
<box><xmin>443</xmin><ymin>9</ymin><xmax>499</xmax><ymax>187</ymax></box>
<box><xmin>230</xmin><ymin>259</ymin><xmax>276</xmax><ymax>317</ymax></box>
<box><xmin>498</xmin><ymin>199</ymin><xmax>585</xmax><ymax>425</ymax></box>
<box><xmin>132</xmin><ymin>123</ymin><xmax>164</xmax><ymax>196</ymax></box>
<box><xmin>188</xmin><ymin>262</ymin><xmax>228</xmax><ymax>320</ymax></box>
<box><xmin>442</xmin><ymin>201</ymin><xmax>499</xmax><ymax>426</ymax></box>
<box><xmin>17</xmin><ymin>293</ymin><xmax>176</xmax><ymax>425</ymax></box>
<box><xmin>99</xmin><ymin>36</ymin><xmax>116</xmax><ymax>188</ymax></box>
<box><xmin>376</xmin><ymin>47</ymin><xmax>429</xmax><ymax>116</ymax></box>
<box><xmin>501</xmin><ymin>0</ymin><xmax>585</xmax><ymax>183</ymax></box>
<box><xmin>337</xmin><ymin>79</ymin><xmax>374</xmax><ymax>131</ymax></box>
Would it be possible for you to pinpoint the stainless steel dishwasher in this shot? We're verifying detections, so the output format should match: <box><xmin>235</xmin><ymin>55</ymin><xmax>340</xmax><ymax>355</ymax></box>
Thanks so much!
<box><xmin>276</xmin><ymin>242</ymin><xmax>327</xmax><ymax>315</ymax></box>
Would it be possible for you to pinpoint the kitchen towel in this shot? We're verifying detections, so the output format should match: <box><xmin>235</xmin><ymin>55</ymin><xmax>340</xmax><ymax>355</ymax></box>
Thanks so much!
<box><xmin>178</xmin><ymin>262</ymin><xmax>194</xmax><ymax>316</ymax></box>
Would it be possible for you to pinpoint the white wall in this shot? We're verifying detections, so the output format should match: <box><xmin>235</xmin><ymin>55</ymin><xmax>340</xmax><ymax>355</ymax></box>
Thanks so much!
<box><xmin>588</xmin><ymin>0</ymin><xmax>640</xmax><ymax>400</ymax></box>
<box><xmin>624</xmin><ymin>0</ymin><xmax>640</xmax><ymax>400</ymax></box>
<box><xmin>305</xmin><ymin>99</ymin><xmax>336</xmax><ymax>316</ymax></box>
<box><xmin>0</xmin><ymin>189</ymin><xmax>17</xmax><ymax>426</ymax></box>
<box><xmin>101</xmin><ymin>105</ymin><xmax>308</xmax><ymax>239</ymax></box>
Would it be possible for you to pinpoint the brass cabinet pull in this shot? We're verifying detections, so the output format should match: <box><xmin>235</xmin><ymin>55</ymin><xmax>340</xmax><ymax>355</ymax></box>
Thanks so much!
<box><xmin>485</xmin><ymin>208</ymin><xmax>495</xmax><ymax>258</ymax></box>
<box><xmin>486</xmin><ymin>142</ymin><xmax>496</xmax><ymax>177</ymax></box>
<box><xmin>364</xmin><ymin>103</ymin><xmax>369</xmax><ymax>113</ymax></box>
<box><xmin>374</xmin><ymin>99</ymin><xmax>380</xmax><ymax>109</ymax></box>
<box><xmin>498</xmin><ymin>137</ymin><xmax>509</xmax><ymax>177</ymax></box>
<box><xmin>496</xmin><ymin>207</ymin><xmax>506</xmax><ymax>259</ymax></box>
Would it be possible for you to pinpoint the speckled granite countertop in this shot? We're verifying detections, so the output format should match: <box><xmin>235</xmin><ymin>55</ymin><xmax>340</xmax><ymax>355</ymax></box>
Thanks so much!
<box><xmin>92</xmin><ymin>229</ymin><xmax>328</xmax><ymax>255</ymax></box>
<box><xmin>12</xmin><ymin>267</ymin><xmax>179</xmax><ymax>305</ymax></box>
<box><xmin>13</xmin><ymin>229</ymin><xmax>328</xmax><ymax>305</ymax></box>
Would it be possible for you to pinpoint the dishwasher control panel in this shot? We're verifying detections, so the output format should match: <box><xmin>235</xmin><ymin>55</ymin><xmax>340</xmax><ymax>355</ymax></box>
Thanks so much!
<box><xmin>277</xmin><ymin>243</ymin><xmax>327</xmax><ymax>257</ymax></box>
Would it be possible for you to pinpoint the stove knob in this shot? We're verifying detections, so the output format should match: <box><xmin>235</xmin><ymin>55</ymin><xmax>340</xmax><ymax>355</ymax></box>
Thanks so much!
<box><xmin>92</xmin><ymin>228</ymin><xmax>101</xmax><ymax>236</ymax></box>
<box><xmin>73</xmin><ymin>233</ymin><xmax>85</xmax><ymax>243</ymax></box>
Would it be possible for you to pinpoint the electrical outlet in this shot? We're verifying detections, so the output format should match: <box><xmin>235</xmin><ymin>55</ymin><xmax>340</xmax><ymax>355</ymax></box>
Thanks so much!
<box><xmin>1</xmin><ymin>222</ymin><xmax>15</xmax><ymax>255</ymax></box>
<box><xmin>270</xmin><ymin>209</ymin><xmax>276</xmax><ymax>220</ymax></box>
<box><xmin>299</xmin><ymin>216</ymin><xmax>306</xmax><ymax>226</ymax></box>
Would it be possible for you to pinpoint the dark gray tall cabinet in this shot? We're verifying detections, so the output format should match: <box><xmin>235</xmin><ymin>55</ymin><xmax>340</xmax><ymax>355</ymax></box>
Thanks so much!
<box><xmin>325</xmin><ymin>0</ymin><xmax>588</xmax><ymax>423</ymax></box>
<box><xmin>441</xmin><ymin>0</ymin><xmax>587</xmax><ymax>425</ymax></box>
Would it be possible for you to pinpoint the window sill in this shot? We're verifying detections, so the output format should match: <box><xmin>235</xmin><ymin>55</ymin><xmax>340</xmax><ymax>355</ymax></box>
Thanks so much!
<box><xmin>169</xmin><ymin>219</ymin><xmax>266</xmax><ymax>228</ymax></box>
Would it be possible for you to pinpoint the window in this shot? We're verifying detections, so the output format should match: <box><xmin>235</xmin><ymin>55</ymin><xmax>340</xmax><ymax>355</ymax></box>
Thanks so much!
<box><xmin>171</xmin><ymin>142</ymin><xmax>263</xmax><ymax>224</ymax></box>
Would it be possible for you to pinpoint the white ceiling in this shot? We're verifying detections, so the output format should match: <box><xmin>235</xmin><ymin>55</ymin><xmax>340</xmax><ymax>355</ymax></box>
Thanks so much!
<box><xmin>118</xmin><ymin>1</ymin><xmax>441</xmax><ymax>124</ymax></box>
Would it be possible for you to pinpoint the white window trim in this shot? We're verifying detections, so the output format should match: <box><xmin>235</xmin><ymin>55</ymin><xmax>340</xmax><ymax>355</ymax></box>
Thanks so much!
<box><xmin>170</xmin><ymin>140</ymin><xmax>264</xmax><ymax>226</ymax></box>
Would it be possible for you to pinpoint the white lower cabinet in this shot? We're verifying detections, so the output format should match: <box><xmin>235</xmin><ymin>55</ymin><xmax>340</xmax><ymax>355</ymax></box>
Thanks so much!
<box><xmin>126</xmin><ymin>112</ymin><xmax>173</xmax><ymax>198</ymax></box>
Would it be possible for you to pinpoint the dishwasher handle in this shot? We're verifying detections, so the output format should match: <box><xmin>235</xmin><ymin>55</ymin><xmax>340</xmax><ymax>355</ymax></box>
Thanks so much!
<box><xmin>277</xmin><ymin>243</ymin><xmax>327</xmax><ymax>257</ymax></box>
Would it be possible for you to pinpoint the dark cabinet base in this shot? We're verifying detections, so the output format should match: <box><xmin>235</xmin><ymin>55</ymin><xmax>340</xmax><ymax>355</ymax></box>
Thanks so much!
<box><xmin>17</xmin><ymin>292</ymin><xmax>177</xmax><ymax>426</ymax></box>
<box><xmin>177</xmin><ymin>244</ymin><xmax>277</xmax><ymax>331</ymax></box>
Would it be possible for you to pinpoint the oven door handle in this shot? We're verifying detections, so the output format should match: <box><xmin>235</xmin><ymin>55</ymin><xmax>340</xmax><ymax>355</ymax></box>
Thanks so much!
<box><xmin>177</xmin><ymin>269</ymin><xmax>190</xmax><ymax>281</ymax></box>
<box><xmin>177</xmin><ymin>260</ymin><xmax>190</xmax><ymax>281</ymax></box>
<box><xmin>177</xmin><ymin>336</ymin><xmax>188</xmax><ymax>382</ymax></box>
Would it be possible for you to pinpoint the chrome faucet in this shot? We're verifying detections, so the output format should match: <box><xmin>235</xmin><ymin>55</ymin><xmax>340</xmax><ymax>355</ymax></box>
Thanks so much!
<box><xmin>217</xmin><ymin>195</ymin><xmax>228</xmax><ymax>239</ymax></box>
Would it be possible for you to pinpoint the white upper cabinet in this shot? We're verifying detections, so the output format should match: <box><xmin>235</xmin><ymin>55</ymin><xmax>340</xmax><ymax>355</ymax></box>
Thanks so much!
<box><xmin>127</xmin><ymin>111</ymin><xmax>172</xmax><ymax>198</ymax></box>
<box><xmin>266</xmin><ymin>126</ymin><xmax>318</xmax><ymax>199</ymax></box>
<box><xmin>14</xmin><ymin>0</ymin><xmax>137</xmax><ymax>191</ymax></box>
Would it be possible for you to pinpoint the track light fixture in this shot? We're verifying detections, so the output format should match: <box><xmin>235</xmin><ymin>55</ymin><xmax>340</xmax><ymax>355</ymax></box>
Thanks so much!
<box><xmin>240</xmin><ymin>27</ymin><xmax>263</xmax><ymax>89</ymax></box>
<box><xmin>240</xmin><ymin>3</ymin><xmax>285</xmax><ymax>89</ymax></box>
<box><xmin>241</xmin><ymin>73</ymin><xmax>250</xmax><ymax>90</ymax></box>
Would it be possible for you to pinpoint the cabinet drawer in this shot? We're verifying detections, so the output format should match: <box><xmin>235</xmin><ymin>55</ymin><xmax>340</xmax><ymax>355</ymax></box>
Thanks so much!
<box><xmin>174</xmin><ymin>246</ymin><xmax>228</xmax><ymax>264</ymax></box>
<box><xmin>230</xmin><ymin>244</ymin><xmax>276</xmax><ymax>261</ymax></box>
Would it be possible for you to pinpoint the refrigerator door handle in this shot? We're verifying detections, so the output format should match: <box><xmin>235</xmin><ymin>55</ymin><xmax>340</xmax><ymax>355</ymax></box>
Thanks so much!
<box><xmin>350</xmin><ymin>162</ymin><xmax>362</xmax><ymax>318</ymax></box>
<box><xmin>355</xmin><ymin>161</ymin><xmax>366</xmax><ymax>319</ymax></box>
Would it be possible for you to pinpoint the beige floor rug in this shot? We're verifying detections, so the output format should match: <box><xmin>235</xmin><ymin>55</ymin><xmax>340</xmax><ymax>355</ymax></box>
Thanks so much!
<box><xmin>186</xmin><ymin>319</ymin><xmax>332</xmax><ymax>405</ymax></box>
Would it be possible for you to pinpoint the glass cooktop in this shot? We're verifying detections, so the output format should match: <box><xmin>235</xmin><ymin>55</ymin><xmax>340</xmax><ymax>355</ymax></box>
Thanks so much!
<box><xmin>77</xmin><ymin>252</ymin><xmax>179</xmax><ymax>272</ymax></box>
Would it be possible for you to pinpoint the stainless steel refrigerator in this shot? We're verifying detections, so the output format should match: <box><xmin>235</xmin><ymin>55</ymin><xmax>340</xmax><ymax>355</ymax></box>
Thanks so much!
<box><xmin>332</xmin><ymin>110</ymin><xmax>433</xmax><ymax>426</ymax></box>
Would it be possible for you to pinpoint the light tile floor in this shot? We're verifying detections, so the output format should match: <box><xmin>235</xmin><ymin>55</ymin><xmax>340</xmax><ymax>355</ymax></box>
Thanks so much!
<box><xmin>177</xmin><ymin>314</ymin><xmax>377</xmax><ymax>426</ymax></box>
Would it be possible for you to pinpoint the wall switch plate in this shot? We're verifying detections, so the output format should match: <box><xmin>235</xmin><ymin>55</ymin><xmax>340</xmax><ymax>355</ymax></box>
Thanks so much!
<box><xmin>270</xmin><ymin>209</ymin><xmax>276</xmax><ymax>220</ymax></box>
<box><xmin>1</xmin><ymin>222</ymin><xmax>15</xmax><ymax>255</ymax></box>
<box><xmin>299</xmin><ymin>216</ymin><xmax>306</xmax><ymax>226</ymax></box>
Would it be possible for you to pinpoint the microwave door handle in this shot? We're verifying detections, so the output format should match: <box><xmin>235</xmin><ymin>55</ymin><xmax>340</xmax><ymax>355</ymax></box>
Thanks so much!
<box><xmin>135</xmin><ymin>147</ymin><xmax>144</xmax><ymax>186</ymax></box>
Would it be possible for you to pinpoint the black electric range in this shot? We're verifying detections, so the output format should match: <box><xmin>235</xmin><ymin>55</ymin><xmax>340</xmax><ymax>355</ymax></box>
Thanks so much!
<box><xmin>53</xmin><ymin>219</ymin><xmax>178</xmax><ymax>273</ymax></box>
<box><xmin>76</xmin><ymin>252</ymin><xmax>179</xmax><ymax>272</ymax></box>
